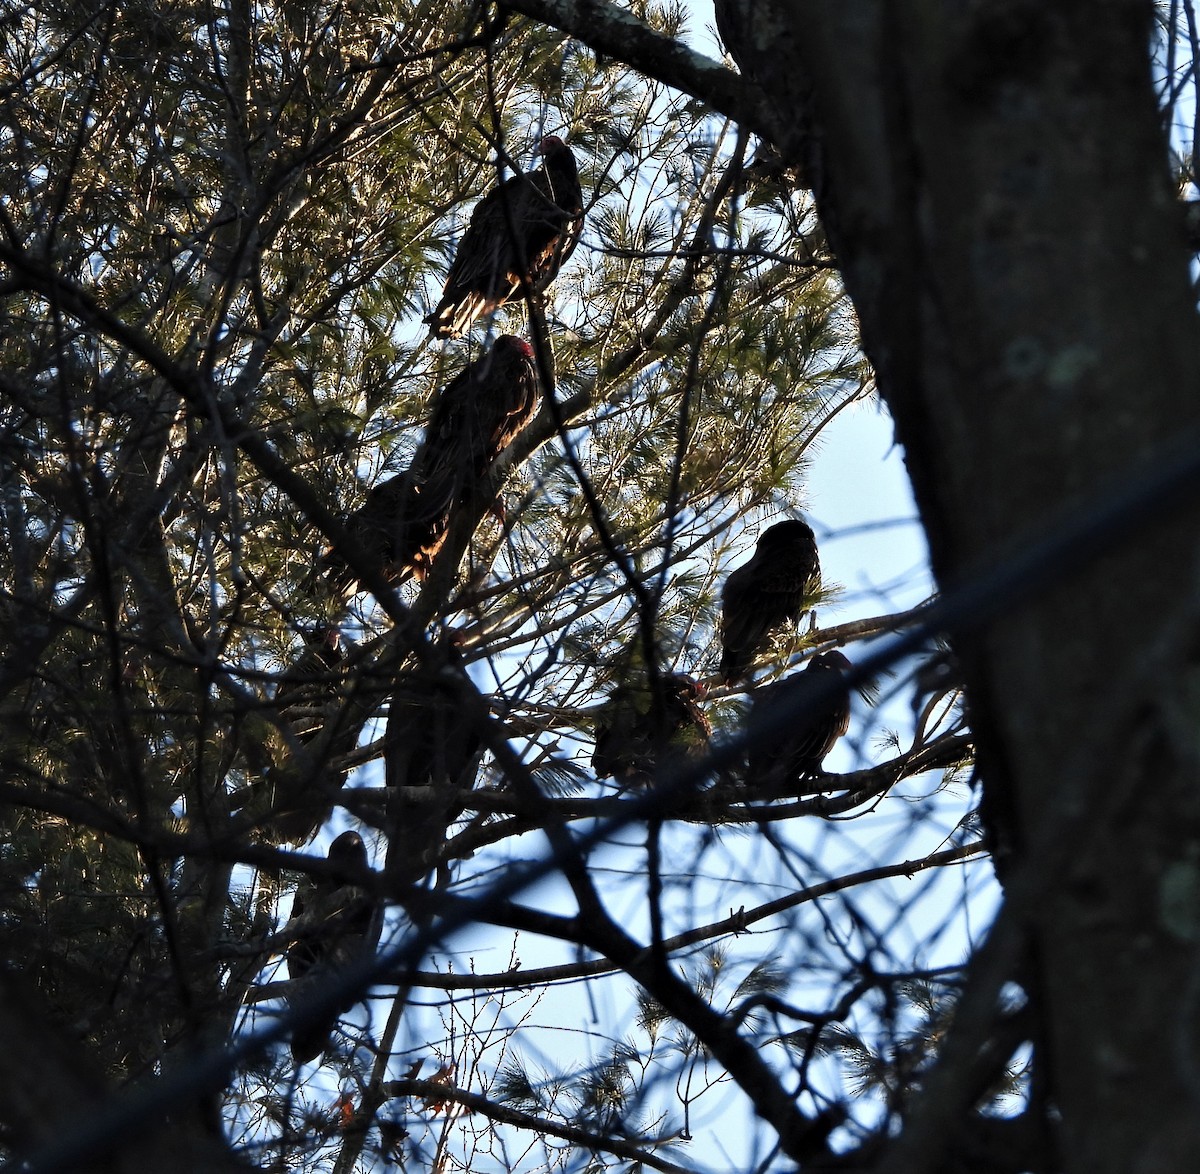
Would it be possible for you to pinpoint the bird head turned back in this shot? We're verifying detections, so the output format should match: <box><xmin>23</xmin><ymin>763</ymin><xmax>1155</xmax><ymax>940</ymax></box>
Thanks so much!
<box><xmin>311</xmin><ymin>623</ymin><xmax>343</xmax><ymax>660</ymax></box>
<box><xmin>536</xmin><ymin>136</ymin><xmax>581</xmax><ymax>203</ymax></box>
<box><xmin>492</xmin><ymin>334</ymin><xmax>535</xmax><ymax>363</ymax></box>
<box><xmin>665</xmin><ymin>673</ymin><xmax>706</xmax><ymax>702</ymax></box>
<box><xmin>757</xmin><ymin>518</ymin><xmax>816</xmax><ymax>553</ymax></box>
<box><xmin>808</xmin><ymin>650</ymin><xmax>851</xmax><ymax>674</ymax></box>
<box><xmin>327</xmin><ymin>830</ymin><xmax>367</xmax><ymax>870</ymax></box>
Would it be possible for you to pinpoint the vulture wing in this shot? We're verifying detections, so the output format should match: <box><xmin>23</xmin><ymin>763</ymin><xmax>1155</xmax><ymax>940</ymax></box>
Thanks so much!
<box><xmin>319</xmin><ymin>337</ymin><xmax>538</xmax><ymax>595</ymax></box>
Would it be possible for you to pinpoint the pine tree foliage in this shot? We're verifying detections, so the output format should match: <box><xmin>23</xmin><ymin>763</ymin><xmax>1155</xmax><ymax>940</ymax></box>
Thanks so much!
<box><xmin>12</xmin><ymin>0</ymin><xmax>1156</xmax><ymax>1169</ymax></box>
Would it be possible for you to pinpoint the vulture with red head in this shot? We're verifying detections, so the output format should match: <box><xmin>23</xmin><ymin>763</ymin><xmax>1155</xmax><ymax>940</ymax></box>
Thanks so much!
<box><xmin>719</xmin><ymin>519</ymin><xmax>821</xmax><ymax>682</ymax></box>
<box><xmin>745</xmin><ymin>650</ymin><xmax>852</xmax><ymax>791</ymax></box>
<box><xmin>322</xmin><ymin>336</ymin><xmax>539</xmax><ymax>592</ymax></box>
<box><xmin>425</xmin><ymin>136</ymin><xmax>583</xmax><ymax>338</ymax></box>
<box><xmin>286</xmin><ymin>831</ymin><xmax>382</xmax><ymax>1064</ymax></box>
<box><xmin>592</xmin><ymin>673</ymin><xmax>712</xmax><ymax>787</ymax></box>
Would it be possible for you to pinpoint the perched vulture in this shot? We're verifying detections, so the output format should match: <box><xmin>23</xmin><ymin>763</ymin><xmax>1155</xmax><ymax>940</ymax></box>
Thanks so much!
<box><xmin>745</xmin><ymin>651</ymin><xmax>852</xmax><ymax>792</ymax></box>
<box><xmin>274</xmin><ymin>627</ymin><xmax>347</xmax><ymax>741</ymax></box>
<box><xmin>592</xmin><ymin>673</ymin><xmax>711</xmax><ymax>787</ymax></box>
<box><xmin>713</xmin><ymin>0</ymin><xmax>751</xmax><ymax>71</ymax></box>
<box><xmin>383</xmin><ymin>650</ymin><xmax>485</xmax><ymax>887</ymax></box>
<box><xmin>233</xmin><ymin>627</ymin><xmax>366</xmax><ymax>845</ymax></box>
<box><xmin>286</xmin><ymin>831</ymin><xmax>382</xmax><ymax>1064</ymax></box>
<box><xmin>713</xmin><ymin>1</ymin><xmax>814</xmax><ymax>190</ymax></box>
<box><xmin>327</xmin><ymin>467</ymin><xmax>452</xmax><ymax>593</ymax></box>
<box><xmin>719</xmin><ymin>519</ymin><xmax>821</xmax><ymax>683</ymax></box>
<box><xmin>425</xmin><ymin>136</ymin><xmax>583</xmax><ymax>338</ymax></box>
<box><xmin>322</xmin><ymin>336</ymin><xmax>539</xmax><ymax>593</ymax></box>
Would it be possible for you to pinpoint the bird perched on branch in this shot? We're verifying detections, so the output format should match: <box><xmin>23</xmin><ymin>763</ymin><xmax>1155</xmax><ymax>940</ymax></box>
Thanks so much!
<box><xmin>719</xmin><ymin>519</ymin><xmax>821</xmax><ymax>682</ymax></box>
<box><xmin>320</xmin><ymin>336</ymin><xmax>539</xmax><ymax>593</ymax></box>
<box><xmin>232</xmin><ymin>627</ymin><xmax>369</xmax><ymax>844</ymax></box>
<box><xmin>592</xmin><ymin>673</ymin><xmax>712</xmax><ymax>787</ymax></box>
<box><xmin>425</xmin><ymin>136</ymin><xmax>583</xmax><ymax>338</ymax></box>
<box><xmin>285</xmin><ymin>831</ymin><xmax>382</xmax><ymax>1064</ymax></box>
<box><xmin>384</xmin><ymin>648</ymin><xmax>485</xmax><ymax>888</ymax></box>
<box><xmin>713</xmin><ymin>0</ymin><xmax>752</xmax><ymax>72</ymax></box>
<box><xmin>745</xmin><ymin>651</ymin><xmax>852</xmax><ymax>792</ymax></box>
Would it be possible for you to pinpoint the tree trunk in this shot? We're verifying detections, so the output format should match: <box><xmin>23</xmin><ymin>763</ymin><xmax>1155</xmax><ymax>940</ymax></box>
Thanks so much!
<box><xmin>748</xmin><ymin>1</ymin><xmax>1200</xmax><ymax>1169</ymax></box>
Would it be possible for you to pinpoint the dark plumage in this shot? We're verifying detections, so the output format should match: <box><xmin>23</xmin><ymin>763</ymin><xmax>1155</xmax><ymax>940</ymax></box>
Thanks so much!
<box><xmin>323</xmin><ymin>336</ymin><xmax>539</xmax><ymax>592</ymax></box>
<box><xmin>286</xmin><ymin>831</ymin><xmax>382</xmax><ymax>1064</ymax></box>
<box><xmin>274</xmin><ymin>627</ymin><xmax>346</xmax><ymax>741</ymax></box>
<box><xmin>232</xmin><ymin>627</ymin><xmax>366</xmax><ymax>844</ymax></box>
<box><xmin>745</xmin><ymin>651</ymin><xmax>852</xmax><ymax>791</ymax></box>
<box><xmin>713</xmin><ymin>0</ymin><xmax>750</xmax><ymax>71</ymax></box>
<box><xmin>425</xmin><ymin>136</ymin><xmax>583</xmax><ymax>338</ymax></box>
<box><xmin>383</xmin><ymin>651</ymin><xmax>485</xmax><ymax>887</ymax></box>
<box><xmin>719</xmin><ymin>519</ymin><xmax>821</xmax><ymax>683</ymax></box>
<box><xmin>713</xmin><ymin>2</ymin><xmax>815</xmax><ymax>191</ymax></box>
<box><xmin>592</xmin><ymin>673</ymin><xmax>712</xmax><ymax>787</ymax></box>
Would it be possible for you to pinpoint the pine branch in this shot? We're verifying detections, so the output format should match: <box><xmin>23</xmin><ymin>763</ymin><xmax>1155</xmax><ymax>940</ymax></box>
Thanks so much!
<box><xmin>381</xmin><ymin>1076</ymin><xmax>695</xmax><ymax>1174</ymax></box>
<box><xmin>497</xmin><ymin>0</ymin><xmax>766</xmax><ymax>136</ymax></box>
<box><xmin>354</xmin><ymin>841</ymin><xmax>987</xmax><ymax>994</ymax></box>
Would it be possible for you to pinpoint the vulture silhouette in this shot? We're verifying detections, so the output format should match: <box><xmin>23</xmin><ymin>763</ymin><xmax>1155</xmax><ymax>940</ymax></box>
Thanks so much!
<box><xmin>745</xmin><ymin>651</ymin><xmax>852</xmax><ymax>791</ymax></box>
<box><xmin>286</xmin><ymin>831</ymin><xmax>382</xmax><ymax>1064</ymax></box>
<box><xmin>425</xmin><ymin>136</ymin><xmax>583</xmax><ymax>338</ymax></box>
<box><xmin>383</xmin><ymin>650</ymin><xmax>485</xmax><ymax>888</ymax></box>
<box><xmin>592</xmin><ymin>673</ymin><xmax>711</xmax><ymax>787</ymax></box>
<box><xmin>321</xmin><ymin>336</ymin><xmax>539</xmax><ymax>592</ymax></box>
<box><xmin>232</xmin><ymin>627</ymin><xmax>367</xmax><ymax>845</ymax></box>
<box><xmin>719</xmin><ymin>519</ymin><xmax>821</xmax><ymax>682</ymax></box>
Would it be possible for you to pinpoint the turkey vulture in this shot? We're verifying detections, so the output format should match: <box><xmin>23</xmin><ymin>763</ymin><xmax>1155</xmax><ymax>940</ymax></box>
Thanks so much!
<box><xmin>286</xmin><ymin>831</ymin><xmax>382</xmax><ymax>1064</ymax></box>
<box><xmin>745</xmin><ymin>651</ymin><xmax>852</xmax><ymax>791</ymax></box>
<box><xmin>425</xmin><ymin>136</ymin><xmax>583</xmax><ymax>338</ymax></box>
<box><xmin>713</xmin><ymin>2</ymin><xmax>815</xmax><ymax>191</ymax></box>
<box><xmin>719</xmin><ymin>519</ymin><xmax>821</xmax><ymax>682</ymax></box>
<box><xmin>323</xmin><ymin>336</ymin><xmax>539</xmax><ymax>592</ymax></box>
<box><xmin>232</xmin><ymin>627</ymin><xmax>367</xmax><ymax>844</ymax></box>
<box><xmin>383</xmin><ymin>649</ymin><xmax>485</xmax><ymax>887</ymax></box>
<box><xmin>713</xmin><ymin>0</ymin><xmax>750</xmax><ymax>71</ymax></box>
<box><xmin>592</xmin><ymin>673</ymin><xmax>711</xmax><ymax>787</ymax></box>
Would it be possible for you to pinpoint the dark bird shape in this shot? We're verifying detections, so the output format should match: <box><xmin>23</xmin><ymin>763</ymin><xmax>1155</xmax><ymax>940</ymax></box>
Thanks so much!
<box><xmin>425</xmin><ymin>136</ymin><xmax>583</xmax><ymax>338</ymax></box>
<box><xmin>719</xmin><ymin>519</ymin><xmax>821</xmax><ymax>683</ymax></box>
<box><xmin>286</xmin><ymin>831</ymin><xmax>382</xmax><ymax>1064</ymax></box>
<box><xmin>745</xmin><ymin>651</ymin><xmax>852</xmax><ymax>791</ymax></box>
<box><xmin>592</xmin><ymin>673</ymin><xmax>712</xmax><ymax>787</ymax></box>
<box><xmin>274</xmin><ymin>626</ymin><xmax>345</xmax><ymax>728</ymax></box>
<box><xmin>713</xmin><ymin>1</ymin><xmax>815</xmax><ymax>191</ymax></box>
<box><xmin>233</xmin><ymin>627</ymin><xmax>369</xmax><ymax>844</ymax></box>
<box><xmin>383</xmin><ymin>648</ymin><xmax>485</xmax><ymax>888</ymax></box>
<box><xmin>713</xmin><ymin>0</ymin><xmax>751</xmax><ymax>71</ymax></box>
<box><xmin>323</xmin><ymin>336</ymin><xmax>539</xmax><ymax>592</ymax></box>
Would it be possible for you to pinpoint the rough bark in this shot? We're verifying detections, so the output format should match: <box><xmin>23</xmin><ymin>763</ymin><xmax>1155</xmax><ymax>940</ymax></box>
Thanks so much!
<box><xmin>748</xmin><ymin>2</ymin><xmax>1200</xmax><ymax>1171</ymax></box>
